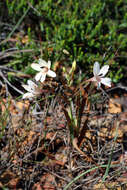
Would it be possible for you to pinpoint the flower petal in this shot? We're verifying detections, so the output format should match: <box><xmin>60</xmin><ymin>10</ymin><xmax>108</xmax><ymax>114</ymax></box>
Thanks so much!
<box><xmin>98</xmin><ymin>65</ymin><xmax>109</xmax><ymax>77</ymax></box>
<box><xmin>47</xmin><ymin>70</ymin><xmax>56</xmax><ymax>78</ymax></box>
<box><xmin>93</xmin><ymin>62</ymin><xmax>100</xmax><ymax>75</ymax></box>
<box><xmin>27</xmin><ymin>80</ymin><xmax>38</xmax><ymax>89</ymax></box>
<box><xmin>35</xmin><ymin>72</ymin><xmax>43</xmax><ymax>81</ymax></box>
<box><xmin>22</xmin><ymin>92</ymin><xmax>34</xmax><ymax>99</ymax></box>
<box><xmin>40</xmin><ymin>73</ymin><xmax>46</xmax><ymax>83</ymax></box>
<box><xmin>101</xmin><ymin>77</ymin><xmax>111</xmax><ymax>87</ymax></box>
<box><xmin>38</xmin><ymin>59</ymin><xmax>48</xmax><ymax>67</ymax></box>
<box><xmin>22</xmin><ymin>84</ymin><xmax>32</xmax><ymax>92</ymax></box>
<box><xmin>31</xmin><ymin>63</ymin><xmax>42</xmax><ymax>71</ymax></box>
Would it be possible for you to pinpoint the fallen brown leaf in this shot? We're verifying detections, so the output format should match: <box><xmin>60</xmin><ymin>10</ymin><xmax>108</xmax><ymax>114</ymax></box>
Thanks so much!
<box><xmin>108</xmin><ymin>98</ymin><xmax>121</xmax><ymax>113</ymax></box>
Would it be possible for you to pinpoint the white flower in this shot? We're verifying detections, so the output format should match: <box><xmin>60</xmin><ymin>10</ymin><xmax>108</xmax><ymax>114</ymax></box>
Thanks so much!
<box><xmin>31</xmin><ymin>59</ymin><xmax>56</xmax><ymax>83</ymax></box>
<box><xmin>92</xmin><ymin>61</ymin><xmax>111</xmax><ymax>88</ymax></box>
<box><xmin>22</xmin><ymin>80</ymin><xmax>41</xmax><ymax>99</ymax></box>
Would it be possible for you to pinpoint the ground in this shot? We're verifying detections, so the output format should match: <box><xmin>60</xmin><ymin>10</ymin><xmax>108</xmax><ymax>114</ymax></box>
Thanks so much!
<box><xmin>0</xmin><ymin>80</ymin><xmax>127</xmax><ymax>190</ymax></box>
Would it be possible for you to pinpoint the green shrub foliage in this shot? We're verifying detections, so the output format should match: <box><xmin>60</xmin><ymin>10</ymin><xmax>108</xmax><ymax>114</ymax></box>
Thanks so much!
<box><xmin>5</xmin><ymin>0</ymin><xmax>127</xmax><ymax>81</ymax></box>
